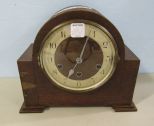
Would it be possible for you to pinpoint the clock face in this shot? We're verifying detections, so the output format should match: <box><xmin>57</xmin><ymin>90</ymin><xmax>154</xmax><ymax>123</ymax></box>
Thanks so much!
<box><xmin>39</xmin><ymin>20</ymin><xmax>118</xmax><ymax>92</ymax></box>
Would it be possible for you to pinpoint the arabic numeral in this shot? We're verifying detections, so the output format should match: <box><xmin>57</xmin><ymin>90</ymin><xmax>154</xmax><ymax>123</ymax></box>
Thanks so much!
<box><xmin>93</xmin><ymin>30</ymin><xmax>96</xmax><ymax>38</ymax></box>
<box><xmin>61</xmin><ymin>31</ymin><xmax>66</xmax><ymax>38</ymax></box>
<box><xmin>50</xmin><ymin>43</ymin><xmax>57</xmax><ymax>48</ymax></box>
<box><xmin>106</xmin><ymin>56</ymin><xmax>113</xmax><ymax>64</ymax></box>
<box><xmin>77</xmin><ymin>81</ymin><xmax>81</xmax><ymax>87</ymax></box>
<box><xmin>102</xmin><ymin>42</ymin><xmax>108</xmax><ymax>48</ymax></box>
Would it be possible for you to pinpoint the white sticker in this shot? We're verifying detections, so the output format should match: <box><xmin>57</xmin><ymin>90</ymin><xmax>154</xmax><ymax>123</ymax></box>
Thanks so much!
<box><xmin>71</xmin><ymin>23</ymin><xmax>85</xmax><ymax>38</ymax></box>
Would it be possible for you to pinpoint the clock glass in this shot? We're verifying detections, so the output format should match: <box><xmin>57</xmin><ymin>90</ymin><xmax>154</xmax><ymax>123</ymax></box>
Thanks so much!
<box><xmin>39</xmin><ymin>20</ymin><xmax>118</xmax><ymax>92</ymax></box>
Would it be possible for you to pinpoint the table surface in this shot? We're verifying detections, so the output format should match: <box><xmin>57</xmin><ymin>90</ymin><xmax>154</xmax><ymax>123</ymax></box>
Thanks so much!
<box><xmin>0</xmin><ymin>73</ymin><xmax>154</xmax><ymax>126</ymax></box>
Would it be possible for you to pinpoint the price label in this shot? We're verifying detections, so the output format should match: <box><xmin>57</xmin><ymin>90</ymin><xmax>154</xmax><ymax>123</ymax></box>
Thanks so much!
<box><xmin>71</xmin><ymin>23</ymin><xmax>85</xmax><ymax>38</ymax></box>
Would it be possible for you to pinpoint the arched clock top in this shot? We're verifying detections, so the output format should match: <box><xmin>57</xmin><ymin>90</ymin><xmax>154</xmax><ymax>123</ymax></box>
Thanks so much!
<box><xmin>32</xmin><ymin>6</ymin><xmax>125</xmax><ymax>60</ymax></box>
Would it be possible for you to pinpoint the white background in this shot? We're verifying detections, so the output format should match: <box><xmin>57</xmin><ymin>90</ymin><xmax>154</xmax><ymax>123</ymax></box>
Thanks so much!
<box><xmin>0</xmin><ymin>0</ymin><xmax>154</xmax><ymax>77</ymax></box>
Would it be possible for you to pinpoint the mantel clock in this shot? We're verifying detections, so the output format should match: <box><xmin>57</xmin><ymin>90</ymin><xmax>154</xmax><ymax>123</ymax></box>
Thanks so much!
<box><xmin>17</xmin><ymin>6</ymin><xmax>140</xmax><ymax>113</ymax></box>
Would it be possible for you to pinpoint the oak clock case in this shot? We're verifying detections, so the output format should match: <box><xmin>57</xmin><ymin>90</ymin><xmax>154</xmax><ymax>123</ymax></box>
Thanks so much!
<box><xmin>17</xmin><ymin>6</ymin><xmax>140</xmax><ymax>113</ymax></box>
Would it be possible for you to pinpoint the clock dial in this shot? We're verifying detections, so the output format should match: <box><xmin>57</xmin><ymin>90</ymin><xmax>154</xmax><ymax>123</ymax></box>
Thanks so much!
<box><xmin>55</xmin><ymin>37</ymin><xmax>103</xmax><ymax>80</ymax></box>
<box><xmin>39</xmin><ymin>21</ymin><xmax>118</xmax><ymax>92</ymax></box>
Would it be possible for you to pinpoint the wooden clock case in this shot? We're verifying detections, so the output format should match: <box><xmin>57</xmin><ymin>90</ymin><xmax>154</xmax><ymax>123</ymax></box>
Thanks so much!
<box><xmin>17</xmin><ymin>7</ymin><xmax>140</xmax><ymax>113</ymax></box>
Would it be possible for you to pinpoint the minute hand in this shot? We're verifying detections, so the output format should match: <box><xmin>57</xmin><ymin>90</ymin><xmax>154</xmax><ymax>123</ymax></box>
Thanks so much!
<box><xmin>79</xmin><ymin>31</ymin><xmax>91</xmax><ymax>59</ymax></box>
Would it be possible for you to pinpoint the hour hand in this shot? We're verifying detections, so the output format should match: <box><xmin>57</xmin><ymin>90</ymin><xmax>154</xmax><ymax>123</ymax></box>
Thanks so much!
<box><xmin>67</xmin><ymin>63</ymin><xmax>78</xmax><ymax>78</ymax></box>
<box><xmin>68</xmin><ymin>69</ymin><xmax>74</xmax><ymax>78</ymax></box>
<box><xmin>67</xmin><ymin>57</ymin><xmax>83</xmax><ymax>78</ymax></box>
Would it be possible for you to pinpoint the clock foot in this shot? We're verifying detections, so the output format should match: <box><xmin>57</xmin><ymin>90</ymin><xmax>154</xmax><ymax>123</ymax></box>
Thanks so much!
<box><xmin>112</xmin><ymin>102</ymin><xmax>137</xmax><ymax>112</ymax></box>
<box><xmin>20</xmin><ymin>102</ymin><xmax>47</xmax><ymax>113</ymax></box>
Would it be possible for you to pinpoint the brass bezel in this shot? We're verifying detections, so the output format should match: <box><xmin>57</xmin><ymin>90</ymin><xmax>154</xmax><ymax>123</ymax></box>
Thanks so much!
<box><xmin>38</xmin><ymin>19</ymin><xmax>119</xmax><ymax>92</ymax></box>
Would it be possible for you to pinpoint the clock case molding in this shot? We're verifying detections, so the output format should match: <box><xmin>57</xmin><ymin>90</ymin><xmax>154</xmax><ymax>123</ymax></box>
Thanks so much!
<box><xmin>17</xmin><ymin>7</ymin><xmax>140</xmax><ymax>113</ymax></box>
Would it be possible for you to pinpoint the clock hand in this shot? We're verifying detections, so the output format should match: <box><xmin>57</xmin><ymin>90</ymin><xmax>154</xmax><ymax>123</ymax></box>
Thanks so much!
<box><xmin>67</xmin><ymin>31</ymin><xmax>91</xmax><ymax>78</ymax></box>
<box><xmin>67</xmin><ymin>57</ymin><xmax>83</xmax><ymax>78</ymax></box>
<box><xmin>79</xmin><ymin>31</ymin><xmax>91</xmax><ymax>60</ymax></box>
<box><xmin>67</xmin><ymin>63</ymin><xmax>78</xmax><ymax>78</ymax></box>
